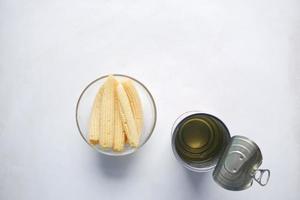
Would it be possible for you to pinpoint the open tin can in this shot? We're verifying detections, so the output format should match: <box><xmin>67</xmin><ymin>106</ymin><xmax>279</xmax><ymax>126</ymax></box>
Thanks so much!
<box><xmin>171</xmin><ymin>111</ymin><xmax>270</xmax><ymax>191</ymax></box>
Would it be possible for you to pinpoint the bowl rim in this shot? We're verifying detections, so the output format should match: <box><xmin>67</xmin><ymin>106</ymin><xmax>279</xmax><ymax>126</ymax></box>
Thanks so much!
<box><xmin>75</xmin><ymin>74</ymin><xmax>157</xmax><ymax>156</ymax></box>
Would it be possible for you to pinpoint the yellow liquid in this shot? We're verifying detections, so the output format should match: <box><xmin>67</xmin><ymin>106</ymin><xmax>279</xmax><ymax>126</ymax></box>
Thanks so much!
<box><xmin>174</xmin><ymin>114</ymin><xmax>229</xmax><ymax>164</ymax></box>
<box><xmin>181</xmin><ymin>119</ymin><xmax>211</xmax><ymax>149</ymax></box>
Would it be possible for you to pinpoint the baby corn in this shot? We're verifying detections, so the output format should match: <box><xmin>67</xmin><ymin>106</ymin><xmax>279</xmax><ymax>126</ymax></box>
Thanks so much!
<box><xmin>88</xmin><ymin>86</ymin><xmax>104</xmax><ymax>144</ymax></box>
<box><xmin>123</xmin><ymin>79</ymin><xmax>143</xmax><ymax>135</ymax></box>
<box><xmin>119</xmin><ymin>101</ymin><xmax>130</xmax><ymax>144</ymax></box>
<box><xmin>116</xmin><ymin>83</ymin><xmax>139</xmax><ymax>147</ymax></box>
<box><xmin>113</xmin><ymin>89</ymin><xmax>125</xmax><ymax>151</ymax></box>
<box><xmin>99</xmin><ymin>75</ymin><xmax>115</xmax><ymax>148</ymax></box>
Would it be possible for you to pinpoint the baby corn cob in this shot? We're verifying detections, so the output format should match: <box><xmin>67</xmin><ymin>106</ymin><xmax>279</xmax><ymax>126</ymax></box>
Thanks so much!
<box><xmin>113</xmin><ymin>89</ymin><xmax>125</xmax><ymax>151</ymax></box>
<box><xmin>99</xmin><ymin>75</ymin><xmax>116</xmax><ymax>148</ymax></box>
<box><xmin>116</xmin><ymin>83</ymin><xmax>139</xmax><ymax>147</ymax></box>
<box><xmin>119</xmin><ymin>101</ymin><xmax>130</xmax><ymax>144</ymax></box>
<box><xmin>88</xmin><ymin>86</ymin><xmax>104</xmax><ymax>145</ymax></box>
<box><xmin>123</xmin><ymin>79</ymin><xmax>143</xmax><ymax>135</ymax></box>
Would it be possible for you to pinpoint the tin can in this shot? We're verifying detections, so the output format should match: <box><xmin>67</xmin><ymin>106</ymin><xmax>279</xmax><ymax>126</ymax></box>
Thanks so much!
<box><xmin>171</xmin><ymin>111</ymin><xmax>270</xmax><ymax>191</ymax></box>
<box><xmin>213</xmin><ymin>135</ymin><xmax>270</xmax><ymax>190</ymax></box>
<box><xmin>171</xmin><ymin>111</ymin><xmax>231</xmax><ymax>172</ymax></box>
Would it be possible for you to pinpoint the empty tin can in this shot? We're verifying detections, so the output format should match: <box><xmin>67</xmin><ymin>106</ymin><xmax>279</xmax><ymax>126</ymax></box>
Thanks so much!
<box><xmin>171</xmin><ymin>111</ymin><xmax>270</xmax><ymax>191</ymax></box>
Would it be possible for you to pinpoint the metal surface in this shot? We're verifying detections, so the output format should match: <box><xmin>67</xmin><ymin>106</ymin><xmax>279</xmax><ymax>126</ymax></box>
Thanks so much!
<box><xmin>213</xmin><ymin>136</ymin><xmax>270</xmax><ymax>191</ymax></box>
<box><xmin>252</xmin><ymin>169</ymin><xmax>271</xmax><ymax>186</ymax></box>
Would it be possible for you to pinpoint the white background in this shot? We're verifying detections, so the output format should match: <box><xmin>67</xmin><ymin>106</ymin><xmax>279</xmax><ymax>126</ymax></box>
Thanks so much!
<box><xmin>1</xmin><ymin>0</ymin><xmax>299</xmax><ymax>199</ymax></box>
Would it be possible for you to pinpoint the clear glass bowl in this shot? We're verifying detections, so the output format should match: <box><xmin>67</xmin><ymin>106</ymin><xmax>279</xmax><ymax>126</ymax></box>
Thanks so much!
<box><xmin>76</xmin><ymin>74</ymin><xmax>157</xmax><ymax>156</ymax></box>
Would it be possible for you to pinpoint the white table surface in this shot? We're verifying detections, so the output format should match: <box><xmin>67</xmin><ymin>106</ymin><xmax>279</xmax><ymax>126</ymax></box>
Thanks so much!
<box><xmin>1</xmin><ymin>0</ymin><xmax>300</xmax><ymax>199</ymax></box>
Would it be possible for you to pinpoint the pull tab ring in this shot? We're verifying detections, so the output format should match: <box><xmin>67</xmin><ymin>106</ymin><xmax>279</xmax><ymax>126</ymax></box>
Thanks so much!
<box><xmin>252</xmin><ymin>169</ymin><xmax>270</xmax><ymax>186</ymax></box>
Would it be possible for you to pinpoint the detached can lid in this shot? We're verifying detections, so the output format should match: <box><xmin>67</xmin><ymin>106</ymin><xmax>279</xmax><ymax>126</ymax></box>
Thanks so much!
<box><xmin>213</xmin><ymin>135</ymin><xmax>270</xmax><ymax>191</ymax></box>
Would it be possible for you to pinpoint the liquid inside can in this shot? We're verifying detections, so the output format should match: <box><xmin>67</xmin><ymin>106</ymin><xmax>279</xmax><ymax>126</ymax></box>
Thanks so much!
<box><xmin>172</xmin><ymin>113</ymin><xmax>230</xmax><ymax>172</ymax></box>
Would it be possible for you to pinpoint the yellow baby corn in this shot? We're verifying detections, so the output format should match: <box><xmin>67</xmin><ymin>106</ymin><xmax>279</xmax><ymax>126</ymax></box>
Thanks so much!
<box><xmin>119</xmin><ymin>101</ymin><xmax>130</xmax><ymax>144</ymax></box>
<box><xmin>88</xmin><ymin>86</ymin><xmax>104</xmax><ymax>145</ymax></box>
<box><xmin>99</xmin><ymin>75</ymin><xmax>116</xmax><ymax>148</ymax></box>
<box><xmin>123</xmin><ymin>79</ymin><xmax>143</xmax><ymax>135</ymax></box>
<box><xmin>113</xmin><ymin>90</ymin><xmax>125</xmax><ymax>151</ymax></box>
<box><xmin>116</xmin><ymin>83</ymin><xmax>139</xmax><ymax>147</ymax></box>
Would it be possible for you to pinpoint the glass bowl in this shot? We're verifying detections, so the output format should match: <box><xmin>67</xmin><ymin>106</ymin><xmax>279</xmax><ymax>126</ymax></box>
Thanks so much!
<box><xmin>76</xmin><ymin>74</ymin><xmax>157</xmax><ymax>156</ymax></box>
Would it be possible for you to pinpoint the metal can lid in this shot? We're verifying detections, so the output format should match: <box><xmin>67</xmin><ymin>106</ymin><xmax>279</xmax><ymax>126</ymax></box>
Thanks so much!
<box><xmin>213</xmin><ymin>135</ymin><xmax>270</xmax><ymax>191</ymax></box>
